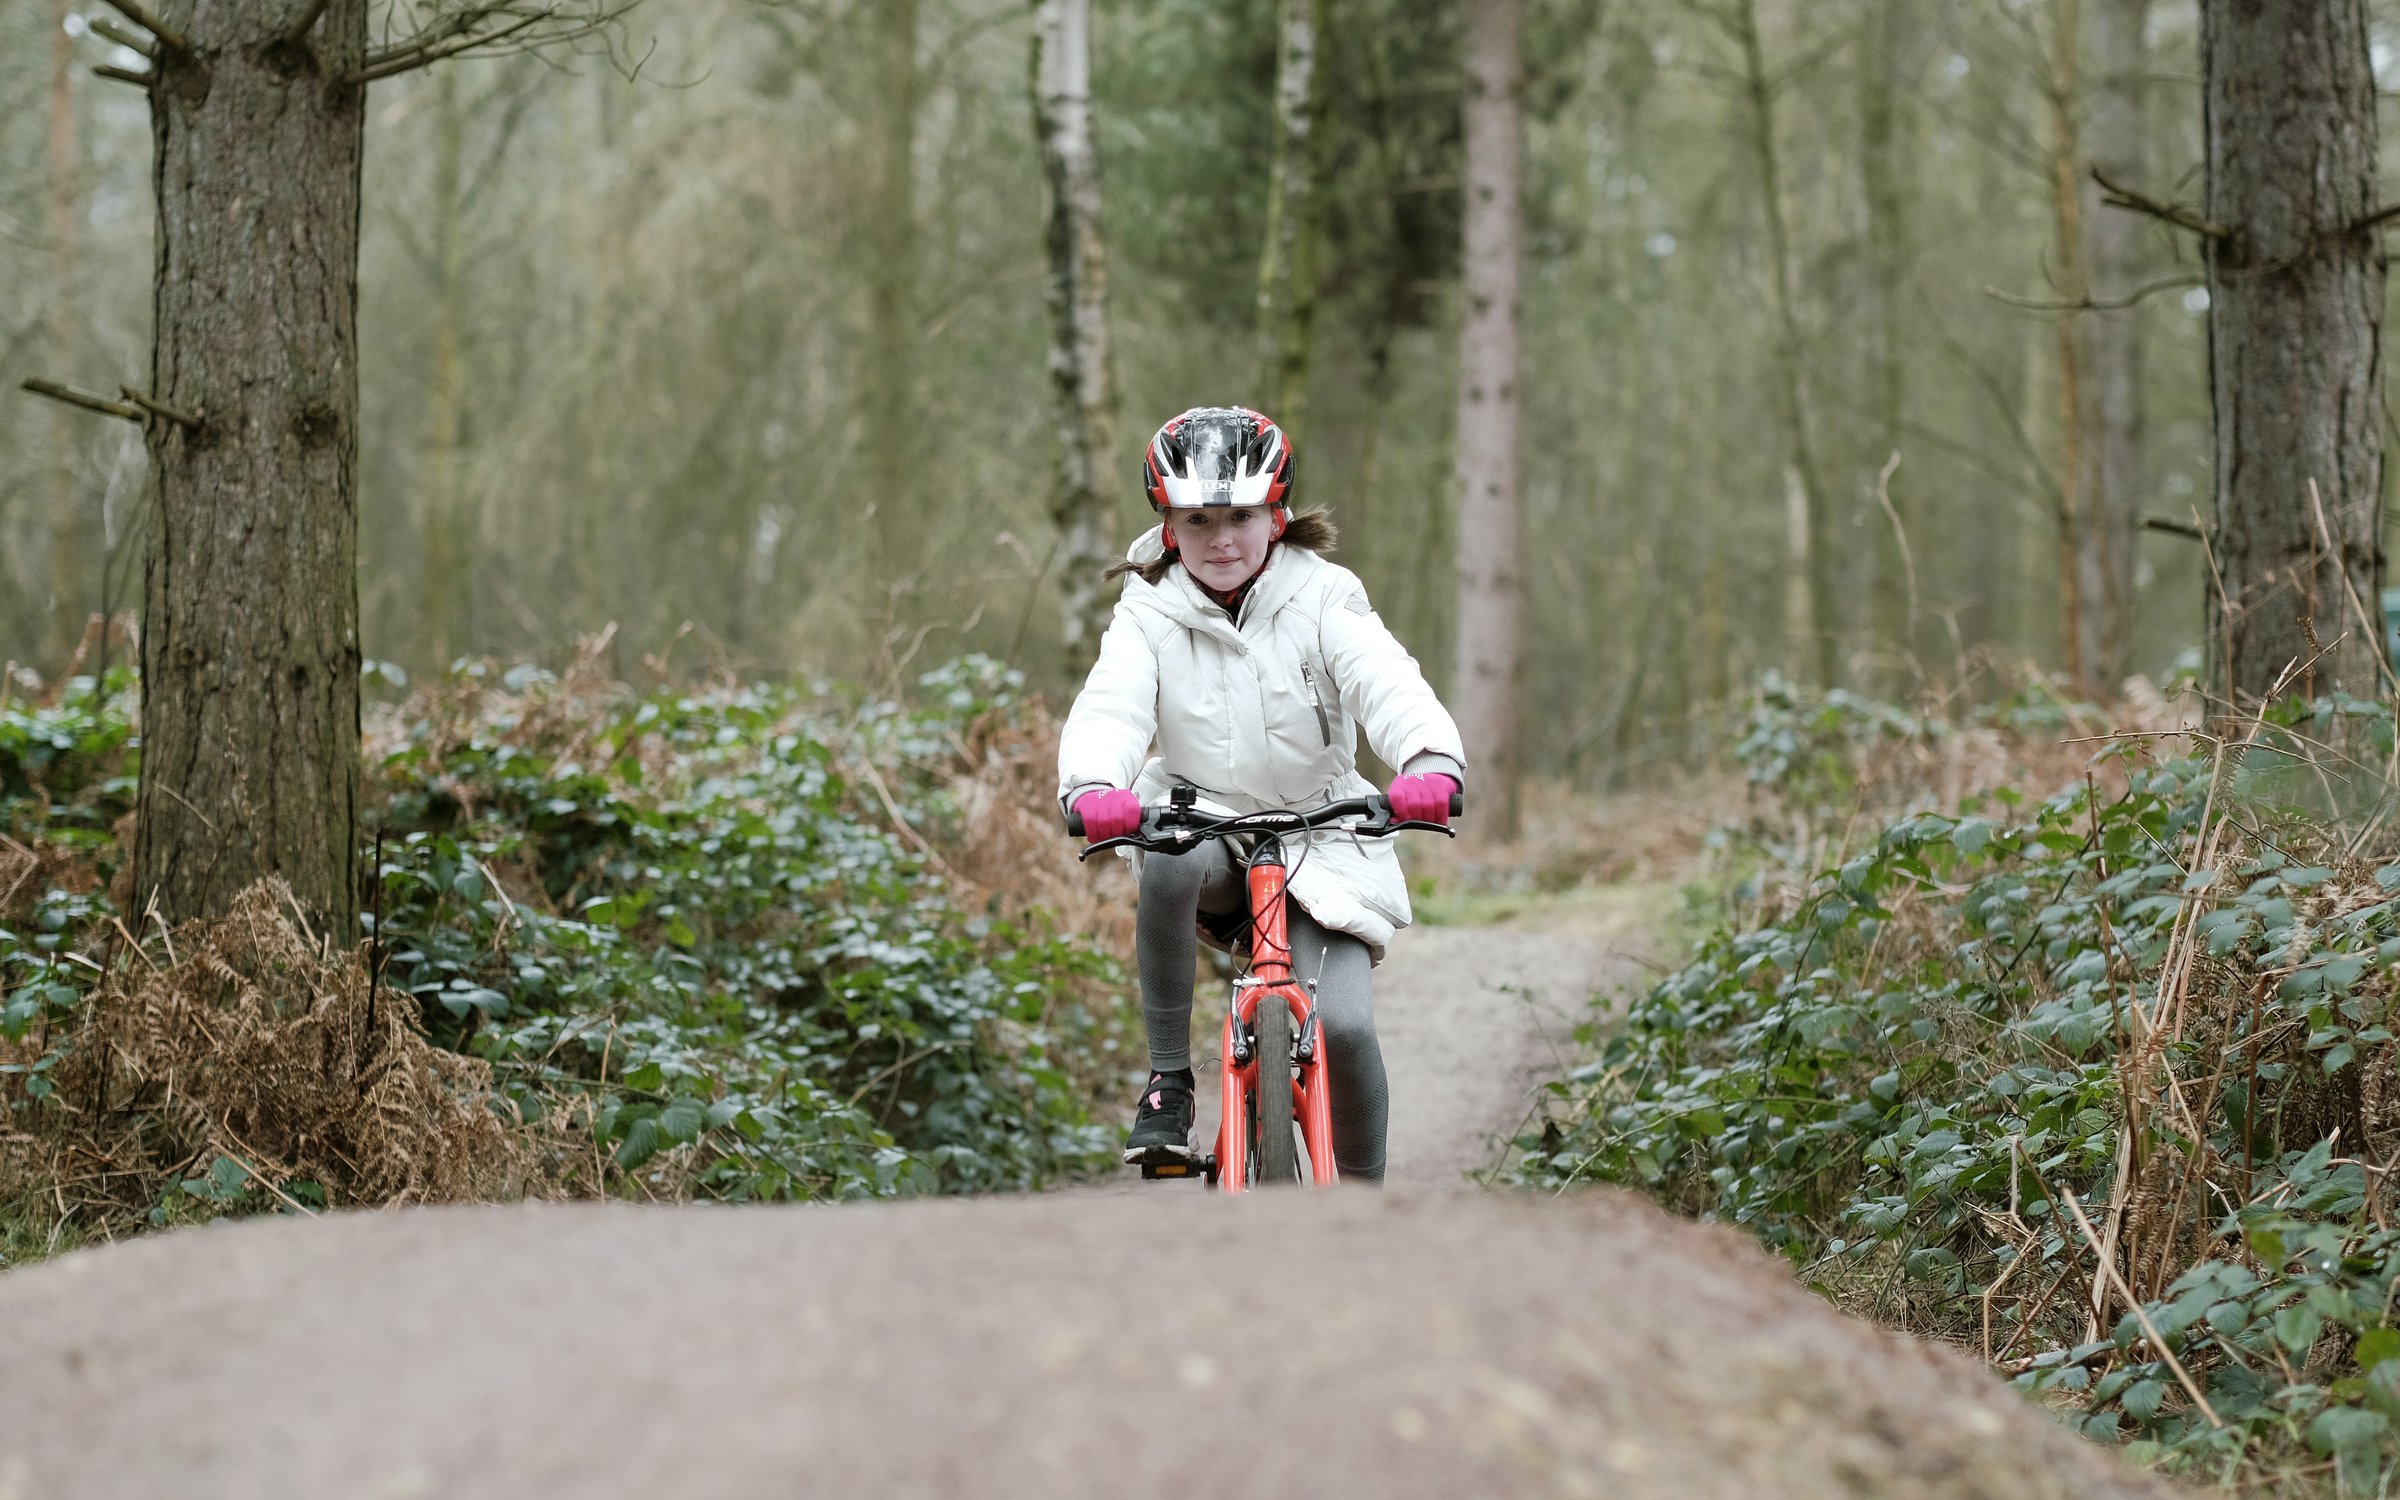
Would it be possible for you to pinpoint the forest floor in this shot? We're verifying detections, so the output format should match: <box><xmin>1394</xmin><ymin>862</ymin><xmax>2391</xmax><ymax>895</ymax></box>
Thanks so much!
<box><xmin>0</xmin><ymin>899</ymin><xmax>2175</xmax><ymax>1500</ymax></box>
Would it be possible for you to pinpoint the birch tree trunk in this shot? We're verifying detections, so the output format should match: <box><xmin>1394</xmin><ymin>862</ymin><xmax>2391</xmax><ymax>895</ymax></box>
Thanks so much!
<box><xmin>1031</xmin><ymin>0</ymin><xmax>1118</xmax><ymax>667</ymax></box>
<box><xmin>1254</xmin><ymin>0</ymin><xmax>1326</xmax><ymax>430</ymax></box>
<box><xmin>134</xmin><ymin>0</ymin><xmax>369</xmax><ymax>936</ymax></box>
<box><xmin>45</xmin><ymin>0</ymin><xmax>83</xmax><ymax>662</ymax></box>
<box><xmin>1732</xmin><ymin>0</ymin><xmax>1836</xmax><ymax>686</ymax></box>
<box><xmin>1454</xmin><ymin>0</ymin><xmax>1523</xmax><ymax>839</ymax></box>
<box><xmin>2078</xmin><ymin>0</ymin><xmax>2146</xmax><ymax>688</ymax></box>
<box><xmin>2201</xmin><ymin>0</ymin><xmax>2385</xmax><ymax>708</ymax></box>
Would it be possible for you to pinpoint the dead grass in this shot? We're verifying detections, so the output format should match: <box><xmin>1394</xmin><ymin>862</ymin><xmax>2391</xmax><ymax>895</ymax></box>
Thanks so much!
<box><xmin>2</xmin><ymin>880</ymin><xmax>563</xmax><ymax>1237</ymax></box>
<box><xmin>933</xmin><ymin>703</ymin><xmax>1137</xmax><ymax>952</ymax></box>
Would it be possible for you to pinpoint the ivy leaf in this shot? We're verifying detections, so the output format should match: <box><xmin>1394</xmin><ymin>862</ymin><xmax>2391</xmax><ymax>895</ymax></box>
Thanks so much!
<box><xmin>659</xmin><ymin>1097</ymin><xmax>706</xmax><ymax>1145</ymax></box>
<box><xmin>2309</xmin><ymin>1405</ymin><xmax>2388</xmax><ymax>1459</ymax></box>
<box><xmin>2120</xmin><ymin>1378</ymin><xmax>2167</xmax><ymax>1421</ymax></box>
<box><xmin>2356</xmin><ymin>1328</ymin><xmax>2400</xmax><ymax>1370</ymax></box>
<box><xmin>614</xmin><ymin>1116</ymin><xmax>663</xmax><ymax>1169</ymax></box>
<box><xmin>2275</xmin><ymin>1304</ymin><xmax>2324</xmax><ymax>1354</ymax></box>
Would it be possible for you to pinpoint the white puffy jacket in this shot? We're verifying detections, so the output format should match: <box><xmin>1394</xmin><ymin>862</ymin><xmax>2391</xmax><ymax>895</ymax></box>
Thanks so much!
<box><xmin>1056</xmin><ymin>525</ymin><xmax>1466</xmax><ymax>957</ymax></box>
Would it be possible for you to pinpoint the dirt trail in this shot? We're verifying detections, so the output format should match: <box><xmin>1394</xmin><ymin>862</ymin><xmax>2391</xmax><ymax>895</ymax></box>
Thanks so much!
<box><xmin>0</xmin><ymin>919</ymin><xmax>2173</xmax><ymax>1498</ymax></box>
<box><xmin>1375</xmin><ymin>922</ymin><xmax>1624</xmax><ymax>1184</ymax></box>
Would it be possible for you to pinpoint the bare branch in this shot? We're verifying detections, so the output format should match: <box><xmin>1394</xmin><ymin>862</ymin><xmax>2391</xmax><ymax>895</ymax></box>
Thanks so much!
<box><xmin>2353</xmin><ymin>202</ymin><xmax>2400</xmax><ymax>234</ymax></box>
<box><xmin>119</xmin><ymin>385</ymin><xmax>203</xmax><ymax>430</ymax></box>
<box><xmin>98</xmin><ymin>0</ymin><xmax>189</xmax><ymax>53</ymax></box>
<box><xmin>283</xmin><ymin>0</ymin><xmax>335</xmax><ymax>46</ymax></box>
<box><xmin>1983</xmin><ymin>273</ymin><xmax>2205</xmax><ymax>314</ymax></box>
<box><xmin>347</xmin><ymin>12</ymin><xmax>545</xmax><ymax>84</ymax></box>
<box><xmin>2091</xmin><ymin>166</ymin><xmax>2227</xmax><ymax>239</ymax></box>
<box><xmin>88</xmin><ymin>16</ymin><xmax>156</xmax><ymax>57</ymax></box>
<box><xmin>93</xmin><ymin>62</ymin><xmax>157</xmax><ymax>88</ymax></box>
<box><xmin>21</xmin><ymin>379</ymin><xmax>142</xmax><ymax>423</ymax></box>
<box><xmin>358</xmin><ymin>5</ymin><xmax>497</xmax><ymax>73</ymax></box>
<box><xmin>2143</xmin><ymin>516</ymin><xmax>2208</xmax><ymax>541</ymax></box>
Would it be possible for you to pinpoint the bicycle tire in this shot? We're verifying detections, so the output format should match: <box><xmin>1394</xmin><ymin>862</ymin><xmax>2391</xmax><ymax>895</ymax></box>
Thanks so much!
<box><xmin>1253</xmin><ymin>992</ymin><xmax>1301</xmax><ymax>1186</ymax></box>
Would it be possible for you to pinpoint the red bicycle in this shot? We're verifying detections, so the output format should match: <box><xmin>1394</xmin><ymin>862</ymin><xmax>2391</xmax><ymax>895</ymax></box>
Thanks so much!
<box><xmin>1068</xmin><ymin>786</ymin><xmax>1457</xmax><ymax>1191</ymax></box>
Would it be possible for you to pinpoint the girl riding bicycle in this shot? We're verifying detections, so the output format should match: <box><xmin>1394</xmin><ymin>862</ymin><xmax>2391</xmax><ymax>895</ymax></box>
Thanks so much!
<box><xmin>1057</xmin><ymin>406</ymin><xmax>1465</xmax><ymax>1183</ymax></box>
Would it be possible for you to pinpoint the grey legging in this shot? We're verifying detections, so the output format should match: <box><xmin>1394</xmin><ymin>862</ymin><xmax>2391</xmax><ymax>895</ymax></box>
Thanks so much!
<box><xmin>1137</xmin><ymin>840</ymin><xmax>1387</xmax><ymax>1182</ymax></box>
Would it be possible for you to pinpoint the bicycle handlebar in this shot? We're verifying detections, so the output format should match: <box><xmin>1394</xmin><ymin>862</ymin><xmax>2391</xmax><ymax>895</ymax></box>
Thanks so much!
<box><xmin>1063</xmin><ymin>790</ymin><xmax>1461</xmax><ymax>860</ymax></box>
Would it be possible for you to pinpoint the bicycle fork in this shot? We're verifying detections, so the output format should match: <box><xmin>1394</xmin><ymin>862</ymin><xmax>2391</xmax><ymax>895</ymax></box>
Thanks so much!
<box><xmin>1213</xmin><ymin>838</ymin><xmax>1338</xmax><ymax>1192</ymax></box>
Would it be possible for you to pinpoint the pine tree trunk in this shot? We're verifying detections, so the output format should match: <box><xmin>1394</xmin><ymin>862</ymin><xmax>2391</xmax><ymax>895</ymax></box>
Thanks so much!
<box><xmin>2201</xmin><ymin>0</ymin><xmax>2385</xmax><ymax>708</ymax></box>
<box><xmin>2079</xmin><ymin>0</ymin><xmax>2147</xmax><ymax>688</ymax></box>
<box><xmin>1031</xmin><ymin>0</ymin><xmax>1119</xmax><ymax>669</ymax></box>
<box><xmin>1254</xmin><ymin>0</ymin><xmax>1326</xmax><ymax>431</ymax></box>
<box><xmin>1733</xmin><ymin>0</ymin><xmax>1836</xmax><ymax>687</ymax></box>
<box><xmin>1454</xmin><ymin>0</ymin><xmax>1523</xmax><ymax>839</ymax></box>
<box><xmin>133</xmin><ymin>0</ymin><xmax>368</xmax><ymax>938</ymax></box>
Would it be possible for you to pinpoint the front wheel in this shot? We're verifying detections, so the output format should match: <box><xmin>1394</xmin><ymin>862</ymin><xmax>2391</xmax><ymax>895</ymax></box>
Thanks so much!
<box><xmin>1252</xmin><ymin>993</ymin><xmax>1301</xmax><ymax>1186</ymax></box>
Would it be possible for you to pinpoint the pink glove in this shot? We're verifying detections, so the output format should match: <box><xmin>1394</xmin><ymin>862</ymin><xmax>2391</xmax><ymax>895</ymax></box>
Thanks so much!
<box><xmin>1073</xmin><ymin>787</ymin><xmax>1142</xmax><ymax>841</ymax></box>
<box><xmin>1387</xmin><ymin>772</ymin><xmax>1458</xmax><ymax>825</ymax></box>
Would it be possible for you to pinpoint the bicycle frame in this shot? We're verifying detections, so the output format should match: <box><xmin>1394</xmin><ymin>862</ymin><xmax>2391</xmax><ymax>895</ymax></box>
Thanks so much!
<box><xmin>1067</xmin><ymin>787</ymin><xmax>1456</xmax><ymax>1192</ymax></box>
<box><xmin>1212</xmin><ymin>837</ymin><xmax>1338</xmax><ymax>1191</ymax></box>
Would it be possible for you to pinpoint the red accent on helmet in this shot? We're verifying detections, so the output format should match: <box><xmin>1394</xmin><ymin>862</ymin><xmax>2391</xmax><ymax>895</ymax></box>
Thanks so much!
<box><xmin>1142</xmin><ymin>406</ymin><xmax>1296</xmax><ymax>546</ymax></box>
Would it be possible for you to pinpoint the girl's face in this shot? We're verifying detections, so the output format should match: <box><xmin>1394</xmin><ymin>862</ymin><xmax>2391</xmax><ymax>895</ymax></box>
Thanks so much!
<box><xmin>1171</xmin><ymin>507</ymin><xmax>1271</xmax><ymax>592</ymax></box>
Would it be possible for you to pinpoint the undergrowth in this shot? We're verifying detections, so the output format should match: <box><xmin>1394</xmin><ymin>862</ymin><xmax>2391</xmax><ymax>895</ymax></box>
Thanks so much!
<box><xmin>0</xmin><ymin>650</ymin><xmax>1134</xmax><ymax>1259</ymax></box>
<box><xmin>1519</xmin><ymin>674</ymin><xmax>2400</xmax><ymax>1495</ymax></box>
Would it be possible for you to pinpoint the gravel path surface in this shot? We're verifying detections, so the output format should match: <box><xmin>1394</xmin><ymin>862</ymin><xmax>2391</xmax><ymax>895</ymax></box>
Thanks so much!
<box><xmin>1</xmin><ymin>1191</ymin><xmax>2169</xmax><ymax>1500</ymax></box>
<box><xmin>1375</xmin><ymin>923</ymin><xmax>1625</xmax><ymax>1185</ymax></box>
<box><xmin>0</xmin><ymin>920</ymin><xmax>2171</xmax><ymax>1499</ymax></box>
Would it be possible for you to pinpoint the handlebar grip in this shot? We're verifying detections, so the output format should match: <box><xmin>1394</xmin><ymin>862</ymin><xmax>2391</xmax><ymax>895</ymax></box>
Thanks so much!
<box><xmin>1449</xmin><ymin>790</ymin><xmax>1463</xmax><ymax>817</ymax></box>
<box><xmin>1064</xmin><ymin>808</ymin><xmax>1086</xmax><ymax>837</ymax></box>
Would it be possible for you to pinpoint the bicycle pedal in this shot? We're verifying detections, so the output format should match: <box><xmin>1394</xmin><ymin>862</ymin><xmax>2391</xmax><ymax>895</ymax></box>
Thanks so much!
<box><xmin>1139</xmin><ymin>1158</ymin><xmax>1203</xmax><ymax>1180</ymax></box>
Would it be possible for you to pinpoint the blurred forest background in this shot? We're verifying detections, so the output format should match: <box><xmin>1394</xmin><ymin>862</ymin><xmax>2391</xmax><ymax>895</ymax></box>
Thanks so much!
<box><xmin>3</xmin><ymin>0</ymin><xmax>2392</xmax><ymax>782</ymax></box>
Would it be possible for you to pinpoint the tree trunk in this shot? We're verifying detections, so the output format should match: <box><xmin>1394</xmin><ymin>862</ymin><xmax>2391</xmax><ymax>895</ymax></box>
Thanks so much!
<box><xmin>134</xmin><ymin>0</ymin><xmax>368</xmax><ymax>939</ymax></box>
<box><xmin>1254</xmin><ymin>0</ymin><xmax>1327</xmax><ymax>431</ymax></box>
<box><xmin>421</xmin><ymin>66</ymin><xmax>469</xmax><ymax>671</ymax></box>
<box><xmin>1031</xmin><ymin>0</ymin><xmax>1119</xmax><ymax>669</ymax></box>
<box><xmin>46</xmin><ymin>0</ymin><xmax>84</xmax><ymax>664</ymax></box>
<box><xmin>863</xmin><ymin>0</ymin><xmax>922</xmax><ymax>591</ymax></box>
<box><xmin>1454</xmin><ymin>0</ymin><xmax>1523</xmax><ymax>840</ymax></box>
<box><xmin>2078</xmin><ymin>0</ymin><xmax>2147</xmax><ymax>688</ymax></box>
<box><xmin>1732</xmin><ymin>0</ymin><xmax>1837</xmax><ymax>687</ymax></box>
<box><xmin>2201</xmin><ymin>0</ymin><xmax>2385</xmax><ymax>709</ymax></box>
<box><xmin>2046</xmin><ymin>0</ymin><xmax>2092</xmax><ymax>692</ymax></box>
<box><xmin>1859</xmin><ymin>0</ymin><xmax>1910</xmax><ymax>681</ymax></box>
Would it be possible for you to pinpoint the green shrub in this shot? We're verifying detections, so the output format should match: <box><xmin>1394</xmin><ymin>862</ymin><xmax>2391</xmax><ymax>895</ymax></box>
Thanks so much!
<box><xmin>1520</xmin><ymin>682</ymin><xmax>2400</xmax><ymax>1489</ymax></box>
<box><xmin>2</xmin><ymin>656</ymin><xmax>1129</xmax><ymax>1247</ymax></box>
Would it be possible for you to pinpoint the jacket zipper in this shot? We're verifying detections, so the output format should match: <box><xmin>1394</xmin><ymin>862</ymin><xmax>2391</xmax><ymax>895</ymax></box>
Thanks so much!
<box><xmin>1300</xmin><ymin>662</ymin><xmax>1332</xmax><ymax>747</ymax></box>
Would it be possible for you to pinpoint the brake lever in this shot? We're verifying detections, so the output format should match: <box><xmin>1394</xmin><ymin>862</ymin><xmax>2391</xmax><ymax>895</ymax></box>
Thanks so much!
<box><xmin>1074</xmin><ymin>806</ymin><xmax>1191</xmax><ymax>862</ymax></box>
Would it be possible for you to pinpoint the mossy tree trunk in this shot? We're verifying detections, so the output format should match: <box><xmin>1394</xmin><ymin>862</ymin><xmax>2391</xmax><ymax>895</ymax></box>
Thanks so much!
<box><xmin>1031</xmin><ymin>0</ymin><xmax>1118</xmax><ymax>670</ymax></box>
<box><xmin>1453</xmin><ymin>0</ymin><xmax>1522</xmax><ymax>838</ymax></box>
<box><xmin>133</xmin><ymin>0</ymin><xmax>368</xmax><ymax>938</ymax></box>
<box><xmin>1254</xmin><ymin>0</ymin><xmax>1327</xmax><ymax>433</ymax></box>
<box><xmin>863</xmin><ymin>0</ymin><xmax>923</xmax><ymax>592</ymax></box>
<box><xmin>2078</xmin><ymin>0</ymin><xmax>2148</xmax><ymax>688</ymax></box>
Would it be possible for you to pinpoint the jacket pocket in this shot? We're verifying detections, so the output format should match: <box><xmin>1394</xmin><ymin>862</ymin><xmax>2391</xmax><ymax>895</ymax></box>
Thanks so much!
<box><xmin>1299</xmin><ymin>662</ymin><xmax>1333</xmax><ymax>748</ymax></box>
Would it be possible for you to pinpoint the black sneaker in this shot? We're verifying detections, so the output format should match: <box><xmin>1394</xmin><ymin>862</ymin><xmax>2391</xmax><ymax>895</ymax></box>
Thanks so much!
<box><xmin>1123</xmin><ymin>1070</ymin><xmax>1197</xmax><ymax>1163</ymax></box>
